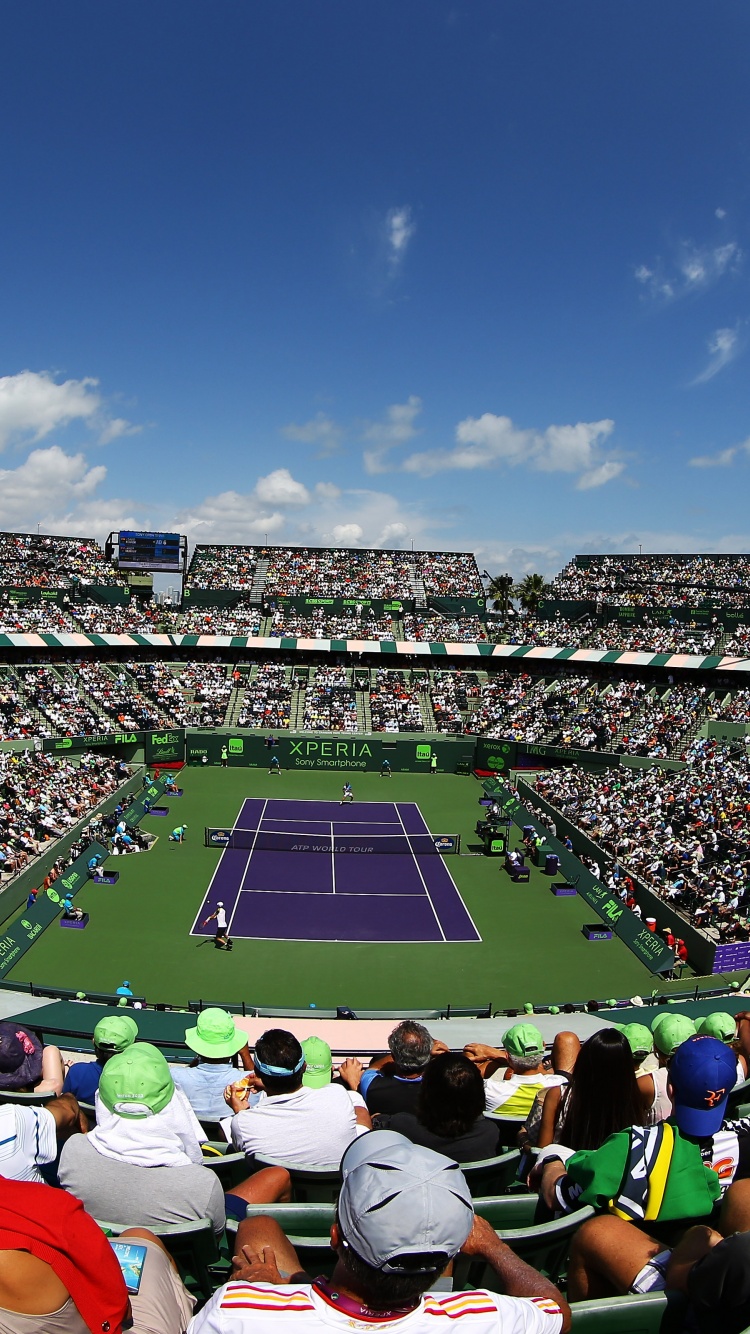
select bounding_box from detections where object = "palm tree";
[513,572,552,615]
[486,573,515,614]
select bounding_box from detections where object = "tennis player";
[340,782,354,804]
[203,901,232,950]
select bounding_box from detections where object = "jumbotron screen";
[118,531,182,572]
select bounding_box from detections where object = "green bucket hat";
[302,1036,333,1089]
[93,1014,138,1054]
[621,1023,654,1060]
[503,1022,545,1060]
[98,1043,174,1118]
[695,1013,737,1043]
[184,1008,247,1060]
[652,1013,696,1057]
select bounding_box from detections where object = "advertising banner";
[145,729,185,765]
[0,840,108,979]
[43,732,145,755]
[271,596,414,617]
[186,731,475,774]
[491,785,674,975]
[426,596,486,616]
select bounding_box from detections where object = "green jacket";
[562,1121,721,1222]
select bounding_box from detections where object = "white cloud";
[635,240,742,302]
[314,482,341,501]
[401,413,622,489]
[282,412,343,456]
[331,523,364,544]
[0,370,139,451]
[379,522,409,545]
[716,207,727,219]
[691,326,742,385]
[576,460,625,490]
[254,468,310,507]
[0,445,108,530]
[362,396,422,474]
[98,417,143,446]
[386,206,416,269]
[688,437,750,468]
[175,491,287,544]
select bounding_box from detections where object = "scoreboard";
[117,531,183,572]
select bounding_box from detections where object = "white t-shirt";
[188,1281,564,1334]
[0,1103,57,1182]
[484,1072,567,1118]
[230,1084,362,1166]
[216,907,228,931]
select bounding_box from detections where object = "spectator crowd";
[2,1004,750,1331]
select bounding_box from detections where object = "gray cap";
[338,1131,474,1273]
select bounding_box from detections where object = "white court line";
[403,801,483,944]
[189,797,256,936]
[260,811,400,821]
[226,797,269,937]
[394,805,446,943]
[331,823,336,895]
[235,889,426,897]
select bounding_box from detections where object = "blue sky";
[0,1,748,577]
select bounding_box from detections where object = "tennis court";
[191,797,481,943]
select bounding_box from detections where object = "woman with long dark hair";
[537,1028,645,1153]
[383,1052,501,1161]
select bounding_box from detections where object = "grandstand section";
[2,531,750,1008]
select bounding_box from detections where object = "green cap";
[98,1043,174,1118]
[503,1022,545,1060]
[621,1023,654,1059]
[652,1013,696,1057]
[184,1008,247,1060]
[695,1013,736,1043]
[301,1036,333,1088]
[93,1014,138,1054]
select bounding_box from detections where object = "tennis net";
[204,827,460,854]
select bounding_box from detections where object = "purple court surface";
[191,798,481,943]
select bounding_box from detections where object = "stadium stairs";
[248,556,269,603]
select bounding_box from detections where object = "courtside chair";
[453,1202,596,1288]
[252,1153,342,1203]
[460,1148,522,1195]
[97,1217,220,1301]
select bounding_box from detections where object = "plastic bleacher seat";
[201,1148,250,1190]
[226,1206,337,1278]
[199,1117,230,1143]
[97,1217,220,1300]
[569,1291,685,1334]
[252,1153,342,1203]
[453,1202,596,1287]
[460,1149,521,1195]
[0,1089,55,1108]
[482,1111,526,1147]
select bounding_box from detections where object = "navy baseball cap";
[669,1034,737,1136]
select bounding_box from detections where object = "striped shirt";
[188,1283,564,1334]
[0,1103,57,1182]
